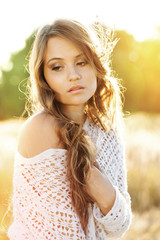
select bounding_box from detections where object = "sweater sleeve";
[93,129,132,238]
[8,149,86,240]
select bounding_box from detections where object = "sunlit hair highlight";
[26,19,124,235]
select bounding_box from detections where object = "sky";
[0,0,160,68]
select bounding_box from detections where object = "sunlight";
[0,0,160,65]
[125,23,158,42]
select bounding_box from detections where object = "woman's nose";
[68,65,81,81]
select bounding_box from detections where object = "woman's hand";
[85,166,116,215]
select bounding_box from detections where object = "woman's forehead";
[44,36,86,62]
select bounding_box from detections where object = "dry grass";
[120,208,160,240]
[124,112,160,212]
[0,119,23,240]
[0,112,160,240]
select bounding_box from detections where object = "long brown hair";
[26,19,123,235]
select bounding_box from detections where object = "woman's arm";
[85,128,132,238]
[86,166,116,215]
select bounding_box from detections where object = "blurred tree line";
[112,30,160,113]
[0,27,160,120]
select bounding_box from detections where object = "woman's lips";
[68,85,84,93]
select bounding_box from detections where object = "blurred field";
[0,112,160,240]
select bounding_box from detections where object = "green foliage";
[0,33,35,120]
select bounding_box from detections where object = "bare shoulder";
[18,111,62,158]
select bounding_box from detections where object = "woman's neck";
[60,104,86,123]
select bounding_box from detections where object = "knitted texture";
[8,119,132,239]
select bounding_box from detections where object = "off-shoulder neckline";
[15,148,67,164]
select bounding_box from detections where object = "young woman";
[8,19,132,239]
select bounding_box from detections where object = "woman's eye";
[77,60,88,66]
[52,65,62,71]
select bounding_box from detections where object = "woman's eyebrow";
[47,57,63,65]
[75,53,84,58]
[47,53,84,65]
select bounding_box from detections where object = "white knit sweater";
[8,119,132,239]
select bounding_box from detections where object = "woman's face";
[43,37,97,108]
